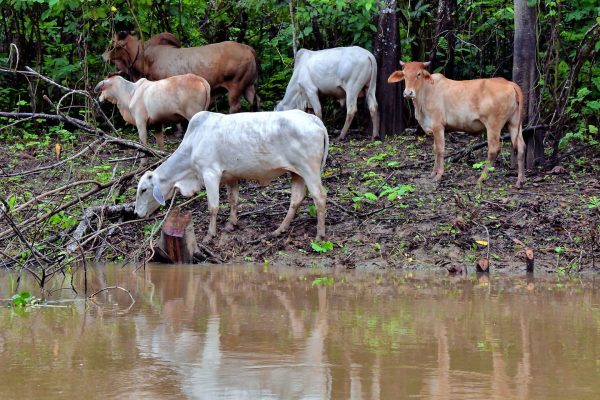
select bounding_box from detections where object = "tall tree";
[428,0,456,78]
[513,0,543,167]
[372,0,403,139]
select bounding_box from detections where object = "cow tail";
[511,82,525,146]
[321,124,329,174]
[251,48,262,111]
[366,52,378,109]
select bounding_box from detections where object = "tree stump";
[154,207,199,264]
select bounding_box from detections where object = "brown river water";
[1,264,599,399]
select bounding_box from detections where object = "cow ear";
[387,71,405,83]
[422,69,432,82]
[152,184,166,206]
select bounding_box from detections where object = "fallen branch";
[66,202,136,253]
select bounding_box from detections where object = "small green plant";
[142,221,161,236]
[379,184,414,201]
[311,276,335,287]
[307,204,317,218]
[587,196,600,209]
[10,291,37,308]
[311,240,334,253]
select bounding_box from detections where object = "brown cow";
[388,61,525,188]
[102,31,259,113]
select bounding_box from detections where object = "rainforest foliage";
[0,0,598,150]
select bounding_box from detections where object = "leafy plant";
[586,196,600,209]
[10,291,37,308]
[311,276,335,287]
[311,240,334,253]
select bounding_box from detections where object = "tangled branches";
[0,65,168,288]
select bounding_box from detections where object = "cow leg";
[479,124,502,185]
[154,130,165,151]
[431,127,445,181]
[273,173,306,237]
[305,175,327,241]
[368,97,380,141]
[203,170,222,244]
[337,95,357,141]
[228,89,242,114]
[508,122,526,188]
[305,90,323,119]
[136,121,149,166]
[224,180,239,232]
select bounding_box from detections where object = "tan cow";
[102,31,259,113]
[94,73,210,152]
[388,61,525,187]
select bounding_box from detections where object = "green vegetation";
[10,291,37,308]
[0,0,598,280]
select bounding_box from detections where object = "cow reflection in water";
[133,268,331,399]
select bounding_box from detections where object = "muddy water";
[1,265,599,399]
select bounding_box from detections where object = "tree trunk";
[373,0,404,139]
[513,0,543,168]
[288,0,298,56]
[428,0,456,78]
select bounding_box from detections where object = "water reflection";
[1,265,599,399]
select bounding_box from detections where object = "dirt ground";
[1,123,599,274]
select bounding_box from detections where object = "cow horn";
[423,61,431,67]
[399,60,406,67]
[94,80,105,93]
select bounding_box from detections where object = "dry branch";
[66,203,136,253]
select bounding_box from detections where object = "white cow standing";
[134,110,328,242]
[275,46,380,141]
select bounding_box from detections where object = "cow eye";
[141,188,147,194]
[417,72,422,78]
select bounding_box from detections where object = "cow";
[102,31,259,113]
[94,73,210,152]
[134,110,328,242]
[388,61,525,187]
[275,47,380,141]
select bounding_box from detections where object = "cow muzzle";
[403,90,416,99]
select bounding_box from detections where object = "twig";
[1,140,101,178]
[88,285,136,308]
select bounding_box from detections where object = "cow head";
[94,75,119,104]
[387,61,431,99]
[135,171,166,218]
[102,31,141,77]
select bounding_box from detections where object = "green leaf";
[311,240,334,253]
[311,276,334,287]
[364,192,378,201]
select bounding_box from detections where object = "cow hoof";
[202,234,214,245]
[314,234,326,242]
[224,222,237,232]
[270,229,284,238]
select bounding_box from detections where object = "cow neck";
[155,147,194,197]
[127,38,146,80]
[413,75,440,122]
[113,80,136,122]
[128,45,142,80]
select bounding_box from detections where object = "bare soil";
[1,126,599,274]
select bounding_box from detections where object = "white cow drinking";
[135,110,329,242]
